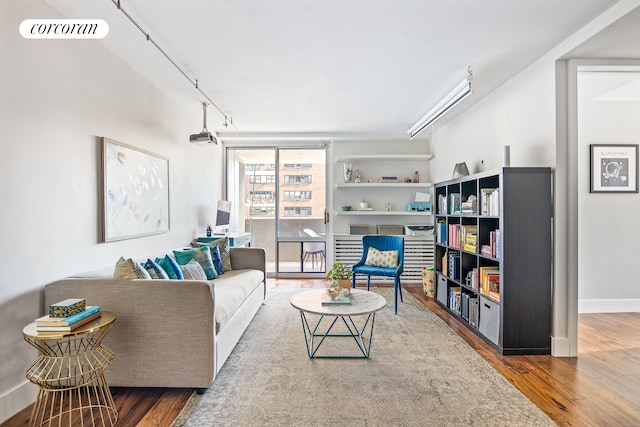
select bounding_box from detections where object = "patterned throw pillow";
[114,257,152,279]
[174,246,219,280]
[143,258,169,279]
[180,259,207,280]
[209,244,225,275]
[364,247,399,268]
[155,255,184,280]
[192,236,232,271]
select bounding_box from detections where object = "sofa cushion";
[213,269,264,333]
[180,259,208,280]
[156,255,183,280]
[174,247,218,280]
[114,257,151,279]
[144,259,169,279]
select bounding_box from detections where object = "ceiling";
[46,0,635,139]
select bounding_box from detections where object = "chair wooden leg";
[366,275,371,291]
[352,273,356,288]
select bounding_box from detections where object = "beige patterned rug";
[171,287,555,427]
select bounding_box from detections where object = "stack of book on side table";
[35,298,101,336]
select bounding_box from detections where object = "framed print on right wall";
[590,144,639,193]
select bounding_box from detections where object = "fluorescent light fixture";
[408,71,473,139]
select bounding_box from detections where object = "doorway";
[225,146,329,278]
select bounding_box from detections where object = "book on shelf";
[478,267,500,298]
[48,298,86,318]
[437,194,447,215]
[321,293,351,305]
[448,252,461,280]
[449,193,461,214]
[436,220,447,245]
[469,297,479,327]
[36,311,102,333]
[480,188,500,216]
[448,287,461,314]
[36,305,101,327]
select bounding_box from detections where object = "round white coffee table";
[290,288,386,358]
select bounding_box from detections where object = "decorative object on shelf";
[360,200,369,209]
[343,163,353,183]
[326,262,352,291]
[503,145,511,167]
[451,162,470,179]
[341,205,352,211]
[590,144,639,193]
[206,224,212,237]
[354,169,362,183]
[413,171,420,183]
[385,202,392,211]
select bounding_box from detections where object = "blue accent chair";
[351,235,404,314]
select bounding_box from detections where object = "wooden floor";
[4,279,640,427]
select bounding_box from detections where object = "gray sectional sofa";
[43,246,266,391]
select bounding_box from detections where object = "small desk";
[290,289,386,358]
[23,312,117,427]
[198,232,252,247]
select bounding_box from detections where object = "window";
[249,175,276,184]
[283,163,312,169]
[246,164,275,172]
[249,191,274,201]
[284,206,312,216]
[284,191,312,200]
[250,207,275,216]
[284,175,312,184]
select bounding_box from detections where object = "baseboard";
[578,298,640,313]
[551,336,572,357]
[0,380,37,424]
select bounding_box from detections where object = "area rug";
[171,287,555,427]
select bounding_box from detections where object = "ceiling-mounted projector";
[190,102,217,145]
[190,131,217,145]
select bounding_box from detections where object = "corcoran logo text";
[20,19,109,39]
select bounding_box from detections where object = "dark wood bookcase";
[434,167,552,355]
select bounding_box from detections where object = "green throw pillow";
[174,246,218,280]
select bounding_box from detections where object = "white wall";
[577,70,640,313]
[0,1,223,422]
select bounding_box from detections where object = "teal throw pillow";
[155,255,184,280]
[144,258,169,279]
[173,246,218,280]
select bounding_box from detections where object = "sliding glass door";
[226,146,328,277]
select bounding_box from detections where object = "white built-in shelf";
[336,154,433,162]
[335,210,432,216]
[335,182,432,189]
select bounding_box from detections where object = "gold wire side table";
[23,311,117,427]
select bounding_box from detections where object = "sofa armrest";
[43,278,215,388]
[229,247,266,283]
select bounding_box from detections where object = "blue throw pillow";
[210,244,225,275]
[173,246,219,280]
[155,255,184,280]
[144,258,169,279]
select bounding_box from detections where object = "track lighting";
[408,68,473,140]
